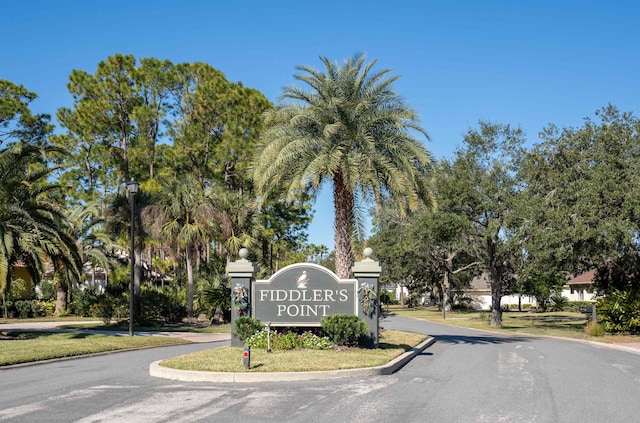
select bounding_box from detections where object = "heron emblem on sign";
[296,271,309,289]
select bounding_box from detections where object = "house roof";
[567,269,596,285]
[468,272,491,291]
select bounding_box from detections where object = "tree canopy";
[5,52,640,332]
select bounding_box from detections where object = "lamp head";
[126,179,139,194]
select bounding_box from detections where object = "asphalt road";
[1,316,639,422]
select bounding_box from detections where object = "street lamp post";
[126,179,139,337]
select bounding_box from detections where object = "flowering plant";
[232,284,249,316]
[358,282,377,318]
[247,328,333,350]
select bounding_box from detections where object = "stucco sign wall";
[253,263,358,327]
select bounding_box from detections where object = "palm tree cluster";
[142,175,254,321]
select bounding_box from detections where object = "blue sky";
[2,0,639,251]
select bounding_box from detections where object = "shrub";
[13,300,32,318]
[57,308,72,317]
[92,297,116,326]
[139,287,187,325]
[247,328,333,350]
[597,290,640,333]
[73,288,100,317]
[379,290,391,306]
[1,299,51,318]
[2,300,14,318]
[585,321,605,337]
[452,303,472,311]
[112,301,129,322]
[321,314,368,347]
[202,285,231,322]
[89,294,128,325]
[246,328,275,349]
[549,294,569,312]
[300,331,333,350]
[36,280,57,300]
[234,316,263,342]
[272,331,299,350]
[31,300,54,317]
[8,278,29,300]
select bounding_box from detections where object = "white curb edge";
[149,337,435,383]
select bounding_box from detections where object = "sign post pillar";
[226,248,258,347]
[352,248,382,348]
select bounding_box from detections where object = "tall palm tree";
[253,53,435,278]
[67,202,119,285]
[209,190,260,261]
[142,174,214,321]
[0,142,81,301]
[52,202,118,315]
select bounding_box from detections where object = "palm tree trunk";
[333,171,355,279]
[54,276,67,316]
[185,245,194,322]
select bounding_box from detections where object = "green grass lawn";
[0,316,102,324]
[389,306,640,343]
[160,329,427,372]
[0,318,229,367]
[0,331,187,366]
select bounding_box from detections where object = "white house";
[41,262,109,296]
[380,283,411,304]
[562,269,596,302]
[463,272,537,311]
[462,270,597,311]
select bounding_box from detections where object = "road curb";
[149,337,436,382]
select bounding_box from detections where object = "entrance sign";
[227,248,381,347]
[253,263,357,326]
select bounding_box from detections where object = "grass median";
[0,331,188,366]
[160,329,427,373]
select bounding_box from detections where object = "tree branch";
[453,261,481,274]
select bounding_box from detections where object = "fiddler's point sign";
[253,263,358,327]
